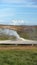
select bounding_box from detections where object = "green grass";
[0,50,37,65]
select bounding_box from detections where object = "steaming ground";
[0,29,20,39]
[0,29,37,44]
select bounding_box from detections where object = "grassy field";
[0,48,37,65]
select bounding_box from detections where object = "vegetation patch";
[0,35,16,40]
[17,30,37,41]
[0,50,37,65]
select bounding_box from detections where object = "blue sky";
[0,0,37,25]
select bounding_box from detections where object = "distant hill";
[0,25,37,31]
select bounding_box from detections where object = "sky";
[0,0,37,25]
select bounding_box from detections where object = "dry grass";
[0,45,37,50]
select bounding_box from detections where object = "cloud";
[0,20,25,25]
[2,0,37,3]
[9,4,37,8]
[0,7,15,20]
[9,20,25,25]
[24,3,37,8]
[0,0,37,8]
[32,0,37,2]
[2,0,26,3]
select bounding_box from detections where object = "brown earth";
[0,45,37,50]
[0,25,37,31]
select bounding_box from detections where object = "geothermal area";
[0,25,37,45]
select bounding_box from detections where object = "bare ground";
[0,45,37,50]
